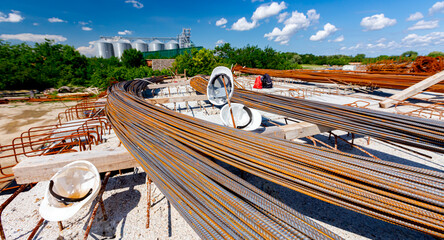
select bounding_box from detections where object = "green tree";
[428,51,444,57]
[215,44,300,69]
[173,48,222,76]
[121,49,144,68]
[401,51,418,58]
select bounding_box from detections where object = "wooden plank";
[146,95,207,104]
[379,70,444,108]
[146,80,190,89]
[13,148,139,184]
[13,122,331,184]
[258,122,333,139]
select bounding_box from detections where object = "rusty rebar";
[27,217,44,240]
[83,172,111,240]
[106,77,444,238]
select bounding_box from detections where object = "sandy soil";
[0,101,78,189]
[0,101,77,147]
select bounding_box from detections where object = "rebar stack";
[232,65,444,93]
[107,79,342,240]
[191,76,444,153]
[107,78,444,238]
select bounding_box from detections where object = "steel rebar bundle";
[191,76,444,154]
[106,78,444,239]
[232,65,444,93]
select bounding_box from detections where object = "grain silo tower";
[132,39,148,52]
[149,40,165,52]
[113,39,132,58]
[165,40,179,50]
[96,39,114,59]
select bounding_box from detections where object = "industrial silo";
[165,40,179,50]
[132,39,148,52]
[113,39,132,58]
[149,40,164,52]
[96,40,114,59]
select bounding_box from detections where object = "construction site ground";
[0,76,443,239]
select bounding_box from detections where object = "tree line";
[0,40,169,90]
[0,40,442,91]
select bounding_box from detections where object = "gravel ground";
[0,170,199,240]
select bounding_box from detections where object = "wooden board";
[379,70,444,108]
[258,122,333,139]
[13,122,332,184]
[146,81,190,89]
[13,148,139,184]
[146,95,208,104]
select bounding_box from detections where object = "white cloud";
[0,10,24,23]
[408,20,439,30]
[33,22,39,26]
[48,17,66,23]
[252,1,287,21]
[278,12,288,23]
[77,44,96,57]
[307,9,320,23]
[366,43,386,49]
[429,1,444,15]
[0,33,67,43]
[125,0,143,9]
[360,14,396,31]
[264,9,318,44]
[329,35,344,42]
[231,17,257,31]
[406,12,424,21]
[310,23,337,41]
[82,26,93,31]
[377,37,386,43]
[118,30,133,35]
[215,39,226,46]
[402,32,444,46]
[231,1,287,31]
[252,0,264,2]
[340,40,402,52]
[216,18,227,27]
[79,21,91,25]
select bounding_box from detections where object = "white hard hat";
[220,103,262,131]
[207,66,234,106]
[39,161,101,221]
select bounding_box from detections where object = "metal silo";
[165,40,179,50]
[149,40,164,52]
[113,39,132,58]
[96,40,114,59]
[132,39,148,52]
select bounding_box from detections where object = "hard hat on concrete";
[220,103,262,131]
[207,66,234,106]
[39,160,101,221]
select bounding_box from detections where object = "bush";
[121,49,144,68]
[173,48,223,76]
[215,43,300,69]
[0,40,87,90]
[428,51,444,57]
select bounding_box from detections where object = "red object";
[253,76,263,89]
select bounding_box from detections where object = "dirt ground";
[0,101,78,189]
[0,101,77,147]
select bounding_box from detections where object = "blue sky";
[0,0,443,57]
